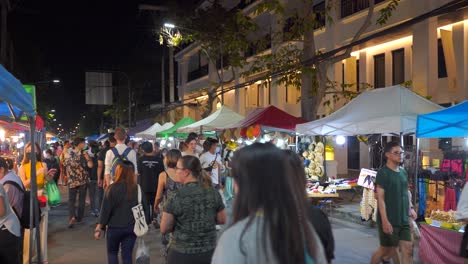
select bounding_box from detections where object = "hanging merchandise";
[360,188,377,222]
[357,168,377,190]
[252,124,261,138]
[303,140,325,180]
[240,127,247,138]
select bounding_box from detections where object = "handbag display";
[132,185,148,237]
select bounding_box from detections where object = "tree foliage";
[167,0,257,117]
[171,0,400,120]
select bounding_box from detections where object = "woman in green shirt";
[160,155,226,264]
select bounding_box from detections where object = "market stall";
[157,118,195,138]
[0,65,41,262]
[296,86,443,213]
[177,106,244,134]
[217,105,306,149]
[414,101,468,263]
[135,122,177,140]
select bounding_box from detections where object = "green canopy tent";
[157,117,196,138]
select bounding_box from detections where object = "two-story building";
[175,0,468,176]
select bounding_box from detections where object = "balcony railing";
[341,0,386,18]
[188,64,209,82]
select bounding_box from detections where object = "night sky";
[10,0,165,132]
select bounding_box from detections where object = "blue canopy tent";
[0,65,42,262]
[413,101,468,215]
[416,101,468,138]
[85,134,99,141]
[96,133,109,142]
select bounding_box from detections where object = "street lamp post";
[162,23,226,108]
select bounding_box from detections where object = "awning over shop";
[416,100,468,138]
[157,118,195,138]
[86,134,99,141]
[219,105,306,131]
[0,115,44,131]
[96,133,109,142]
[0,64,35,117]
[177,106,244,133]
[296,85,444,136]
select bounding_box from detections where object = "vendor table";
[307,193,339,198]
[307,193,339,217]
[419,224,464,264]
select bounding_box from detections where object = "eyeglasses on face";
[390,151,405,155]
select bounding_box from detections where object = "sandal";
[68,217,76,228]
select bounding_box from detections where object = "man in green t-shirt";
[370,142,417,264]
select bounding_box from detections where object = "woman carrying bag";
[95,160,150,264]
[160,155,226,264]
[19,142,55,264]
[0,160,21,264]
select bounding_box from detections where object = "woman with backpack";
[19,142,54,264]
[94,160,150,264]
[154,149,182,260]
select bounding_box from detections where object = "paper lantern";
[246,126,254,139]
[240,127,247,138]
[252,124,261,137]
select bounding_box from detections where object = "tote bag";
[132,185,148,237]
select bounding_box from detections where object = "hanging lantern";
[246,126,254,139]
[240,127,247,138]
[252,124,261,138]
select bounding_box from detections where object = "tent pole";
[414,138,420,207]
[28,116,42,263]
[295,134,298,153]
[322,136,327,179]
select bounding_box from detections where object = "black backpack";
[3,180,41,229]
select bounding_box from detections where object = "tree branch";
[325,0,375,65]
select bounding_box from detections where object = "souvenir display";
[303,141,325,179]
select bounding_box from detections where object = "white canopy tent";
[296,85,444,136]
[135,122,174,139]
[177,106,244,133]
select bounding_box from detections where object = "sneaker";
[215,225,222,231]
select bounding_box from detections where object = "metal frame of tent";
[0,65,42,262]
[413,101,468,205]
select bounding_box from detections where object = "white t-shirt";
[199,152,222,185]
[181,151,198,157]
[104,144,138,178]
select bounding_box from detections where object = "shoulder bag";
[132,185,148,237]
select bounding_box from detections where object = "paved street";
[46,186,419,264]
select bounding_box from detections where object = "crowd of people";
[0,127,339,264]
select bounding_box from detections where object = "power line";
[155,0,468,112]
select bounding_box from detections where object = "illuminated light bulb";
[335,136,346,145]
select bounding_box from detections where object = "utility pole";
[161,50,166,123]
[139,4,174,123]
[169,46,175,122]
